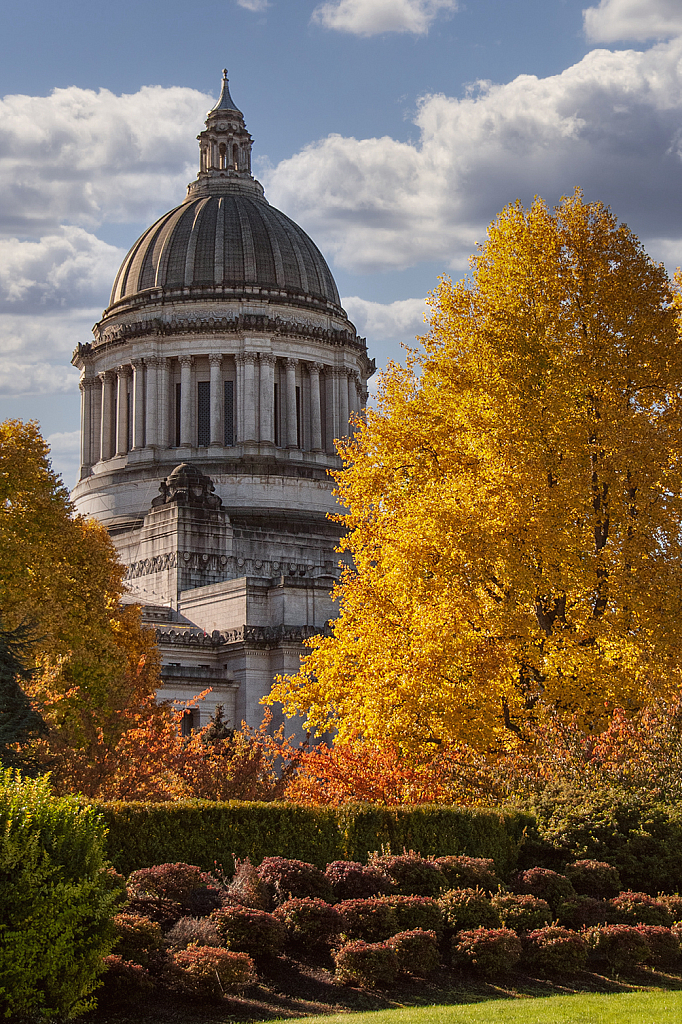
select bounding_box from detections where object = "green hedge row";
[95,800,533,878]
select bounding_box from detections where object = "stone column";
[309,362,323,452]
[209,354,223,446]
[131,359,145,449]
[285,358,298,448]
[145,357,159,448]
[259,354,275,444]
[115,365,131,457]
[242,353,257,442]
[79,377,93,474]
[157,357,170,449]
[338,367,350,438]
[99,370,116,461]
[91,374,102,462]
[325,368,335,454]
[179,355,193,447]
[235,353,245,443]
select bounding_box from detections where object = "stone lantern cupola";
[189,70,257,200]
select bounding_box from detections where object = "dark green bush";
[388,929,440,977]
[556,895,612,930]
[610,891,672,926]
[99,956,154,1005]
[588,924,650,973]
[256,856,333,905]
[0,769,124,1019]
[659,894,682,922]
[565,860,622,899]
[384,895,444,936]
[273,897,342,947]
[325,860,395,900]
[333,940,398,987]
[369,851,445,896]
[636,925,680,970]
[524,926,587,974]
[452,927,522,974]
[210,905,285,956]
[513,868,576,912]
[337,898,399,941]
[490,893,552,932]
[438,887,500,933]
[435,856,502,893]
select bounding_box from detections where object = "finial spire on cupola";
[211,68,242,115]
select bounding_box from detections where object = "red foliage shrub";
[524,926,587,974]
[170,947,255,999]
[127,863,206,903]
[333,940,398,987]
[556,895,612,930]
[99,956,154,1004]
[325,860,395,901]
[588,924,650,973]
[384,896,444,937]
[564,860,621,899]
[112,913,163,965]
[635,925,680,970]
[337,898,398,942]
[369,851,445,896]
[435,857,502,894]
[490,893,552,932]
[438,888,500,932]
[513,868,576,912]
[388,929,440,977]
[256,857,333,906]
[210,906,285,956]
[273,897,342,948]
[659,895,682,923]
[452,927,522,974]
[609,892,672,927]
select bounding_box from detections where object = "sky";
[2,0,682,486]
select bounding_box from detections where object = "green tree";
[0,621,45,770]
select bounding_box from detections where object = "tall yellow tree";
[270,191,682,753]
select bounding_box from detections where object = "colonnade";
[79,352,364,473]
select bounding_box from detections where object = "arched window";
[219,143,227,170]
[233,143,239,170]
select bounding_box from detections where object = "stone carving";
[124,551,336,581]
[156,623,333,649]
[151,463,223,510]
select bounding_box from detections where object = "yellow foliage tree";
[269,191,682,752]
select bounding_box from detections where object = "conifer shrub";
[635,925,681,970]
[112,912,163,965]
[369,851,445,896]
[490,893,552,932]
[210,905,285,956]
[524,926,588,974]
[256,856,333,905]
[587,924,650,973]
[388,929,440,977]
[513,868,576,912]
[438,887,500,932]
[435,856,502,894]
[170,946,255,999]
[273,897,342,948]
[659,894,682,922]
[165,916,222,950]
[333,940,398,987]
[609,891,672,926]
[337,898,399,941]
[564,860,622,899]
[556,895,612,930]
[452,927,522,974]
[99,956,154,1005]
[325,859,395,900]
[384,895,444,936]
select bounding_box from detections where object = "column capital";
[116,363,132,379]
[98,369,115,383]
[144,355,160,369]
[310,361,325,375]
[259,352,276,367]
[179,355,194,368]
[208,352,223,367]
[285,357,298,370]
[350,368,362,385]
[131,358,144,370]
[80,376,98,392]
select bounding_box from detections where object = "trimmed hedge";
[95,801,532,877]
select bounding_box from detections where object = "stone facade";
[70,72,374,732]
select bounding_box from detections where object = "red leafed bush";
[556,895,612,930]
[369,852,444,897]
[388,929,440,977]
[170,946,255,999]
[256,857,333,906]
[437,888,500,933]
[273,897,342,948]
[609,892,672,927]
[490,893,552,932]
[112,913,163,965]
[588,924,650,973]
[513,868,576,912]
[165,916,221,950]
[659,895,682,923]
[127,863,206,903]
[635,925,681,970]
[333,940,398,987]
[452,927,522,975]
[524,926,587,974]
[210,906,285,956]
[337,898,398,942]
[384,896,444,937]
[99,956,154,1005]
[564,861,621,900]
[435,857,502,894]
[325,860,395,901]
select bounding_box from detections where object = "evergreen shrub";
[337,898,399,941]
[490,892,552,932]
[524,926,587,974]
[256,855,333,905]
[556,895,612,929]
[635,925,681,970]
[512,867,575,912]
[384,895,444,936]
[99,956,153,1005]
[587,924,650,973]
[659,894,682,922]
[210,905,285,956]
[438,887,500,932]
[388,929,440,976]
[609,891,672,926]
[273,897,342,947]
[333,940,397,987]
[435,856,502,893]
[452,927,522,974]
[565,860,622,899]
[369,851,445,896]
[325,859,395,900]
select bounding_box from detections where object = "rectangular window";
[224,380,234,446]
[295,385,302,449]
[274,382,280,446]
[197,381,210,446]
[175,382,181,446]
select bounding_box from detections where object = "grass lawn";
[271,989,682,1024]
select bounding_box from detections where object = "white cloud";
[0,309,89,396]
[584,0,682,43]
[0,85,211,238]
[342,295,428,340]
[236,0,269,9]
[311,0,457,37]
[265,38,682,273]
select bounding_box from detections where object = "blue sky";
[1,0,682,484]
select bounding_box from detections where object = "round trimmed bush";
[325,860,395,900]
[513,868,576,912]
[588,924,650,973]
[370,852,445,896]
[524,926,587,974]
[452,927,522,975]
[274,897,342,948]
[333,940,397,987]
[165,916,221,950]
[337,898,398,942]
[636,925,680,970]
[659,895,682,923]
[565,860,621,899]
[112,913,163,965]
[490,893,552,932]
[438,887,500,933]
[171,946,255,999]
[556,895,612,930]
[210,905,285,956]
[435,856,502,894]
[127,863,206,904]
[609,891,672,926]
[256,857,333,906]
[388,929,440,977]
[99,956,153,1005]
[385,895,444,937]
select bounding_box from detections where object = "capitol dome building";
[72,72,374,732]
